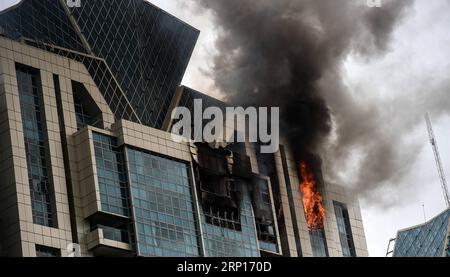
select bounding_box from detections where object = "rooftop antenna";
[425,113,450,208]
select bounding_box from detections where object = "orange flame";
[299,161,325,230]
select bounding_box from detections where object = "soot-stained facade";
[0,1,367,257]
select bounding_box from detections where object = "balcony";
[87,225,133,257]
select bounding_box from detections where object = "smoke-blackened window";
[252,177,279,254]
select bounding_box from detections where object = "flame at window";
[299,162,325,230]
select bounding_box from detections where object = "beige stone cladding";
[0,37,114,256]
[323,182,369,257]
[276,138,369,257]
[0,35,369,257]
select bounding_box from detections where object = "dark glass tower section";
[0,0,86,52]
[70,0,199,128]
[0,0,199,129]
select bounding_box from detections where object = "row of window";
[16,64,105,229]
[308,202,357,257]
[15,65,356,257]
[127,148,201,257]
[93,134,264,257]
[93,133,131,217]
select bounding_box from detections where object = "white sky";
[1,0,449,257]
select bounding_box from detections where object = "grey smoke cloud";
[191,0,428,203]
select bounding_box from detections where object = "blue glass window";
[93,133,130,217]
[127,148,200,257]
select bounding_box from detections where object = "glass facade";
[178,87,227,113]
[70,0,199,128]
[93,133,130,217]
[0,0,86,52]
[178,88,267,257]
[200,184,260,257]
[334,201,356,257]
[16,64,56,228]
[0,0,199,129]
[176,87,227,138]
[447,235,450,257]
[127,148,200,257]
[394,209,450,257]
[91,133,261,257]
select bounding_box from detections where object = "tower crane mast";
[425,113,450,208]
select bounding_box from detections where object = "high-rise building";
[0,1,368,257]
[0,0,199,128]
[392,208,450,257]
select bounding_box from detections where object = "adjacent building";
[392,208,450,257]
[0,0,368,257]
[0,0,199,128]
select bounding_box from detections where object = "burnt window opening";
[232,152,253,180]
[256,222,276,243]
[255,150,290,256]
[251,177,278,250]
[199,172,233,198]
[203,201,241,231]
[72,80,103,130]
[193,143,247,231]
[198,172,242,231]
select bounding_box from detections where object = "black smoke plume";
[192,0,416,203]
